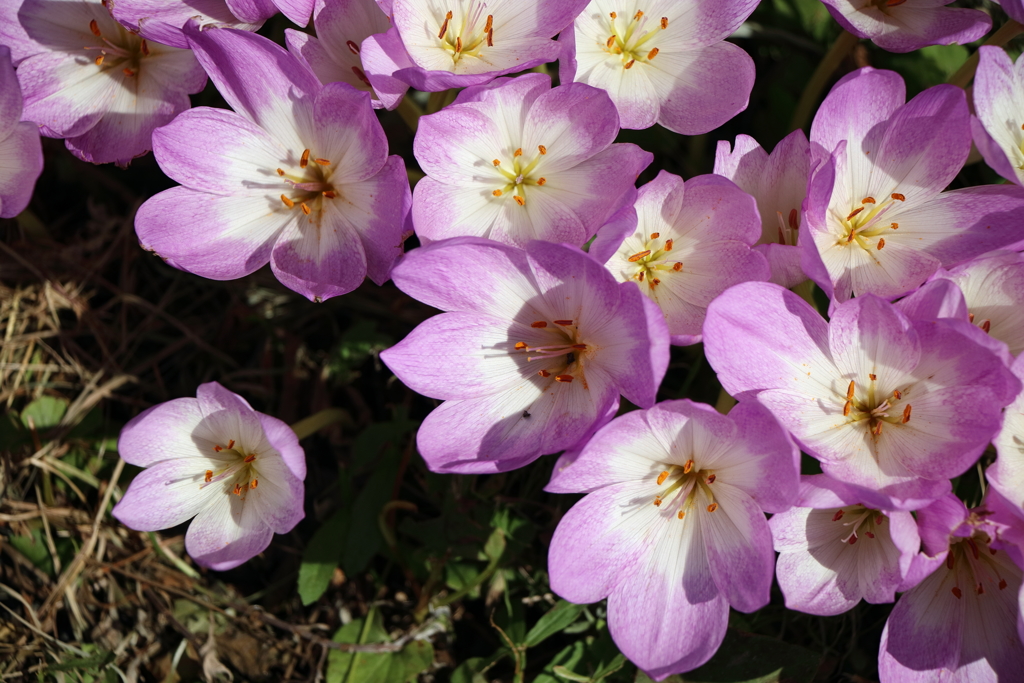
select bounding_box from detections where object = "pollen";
[683,459,694,474]
[89,19,101,36]
[846,380,855,400]
[657,470,670,485]
[94,55,104,66]
[862,197,876,204]
[664,239,673,250]
[891,222,899,229]
[555,374,574,383]
[660,17,668,28]
[554,319,573,326]
[493,159,500,166]
[276,168,285,176]
[492,189,502,196]
[537,178,546,185]
[902,404,912,423]
[244,453,257,463]
[514,341,528,350]
[628,250,651,262]
[846,207,864,220]
[891,193,905,201]
[647,48,659,60]
[514,148,523,157]
[609,11,616,18]
[314,158,330,166]
[538,369,550,377]
[677,510,685,519]
[877,238,885,250]
[438,10,452,38]
[706,503,718,513]
[281,194,295,208]
[843,400,852,416]
[634,10,643,20]
[636,271,645,282]
[123,67,135,77]
[233,483,243,495]
[869,373,876,381]
[250,479,258,489]
[301,203,311,215]
[672,262,682,271]
[653,498,662,507]
[300,149,310,168]
[513,196,525,206]
[530,321,547,328]
[538,145,547,155]
[205,470,213,482]
[624,59,635,69]
[650,232,660,239]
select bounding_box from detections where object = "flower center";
[491,145,549,207]
[84,18,148,78]
[652,459,719,519]
[513,318,589,387]
[276,148,338,217]
[200,439,261,498]
[602,10,668,70]
[627,232,683,289]
[836,193,906,252]
[436,1,494,65]
[946,533,1010,599]
[840,377,914,438]
[830,505,885,544]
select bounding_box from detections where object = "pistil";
[437,2,494,64]
[652,460,719,517]
[492,145,550,206]
[629,233,682,288]
[603,9,669,69]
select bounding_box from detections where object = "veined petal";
[184,491,274,570]
[702,483,774,612]
[973,46,1024,186]
[118,398,206,467]
[0,121,43,218]
[112,457,220,531]
[312,82,389,183]
[828,294,920,392]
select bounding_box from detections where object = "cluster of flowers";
[4,0,1024,679]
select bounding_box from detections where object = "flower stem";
[947,20,1024,89]
[396,96,423,133]
[714,387,736,415]
[790,30,860,133]
[290,408,351,440]
[792,279,820,313]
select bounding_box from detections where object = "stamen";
[492,189,502,196]
[683,459,694,474]
[649,278,660,287]
[538,369,550,377]
[484,15,493,33]
[233,483,243,495]
[624,59,635,69]
[610,11,617,18]
[636,271,645,282]
[493,159,500,166]
[862,197,876,204]
[205,470,213,482]
[657,471,670,485]
[300,149,310,168]
[891,193,905,201]
[947,554,955,569]
[706,503,718,512]
[865,531,875,538]
[250,479,258,489]
[872,421,883,436]
[281,194,295,208]
[843,400,852,416]
[122,67,135,77]
[969,312,975,322]
[869,373,876,381]
[672,262,682,271]
[347,40,359,54]
[976,583,985,595]
[244,453,256,463]
[555,374,573,383]
[846,207,864,220]
[650,232,660,239]
[891,222,899,229]
[877,238,885,250]
[314,158,330,166]
[664,239,673,250]
[456,36,462,52]
[660,17,668,28]
[95,55,104,65]
[653,498,662,507]
[538,145,547,155]
[677,510,685,519]
[514,341,528,350]
[553,319,573,326]
[846,380,855,400]
[227,440,235,449]
[438,10,452,38]
[902,404,911,423]
[789,208,799,230]
[832,509,845,521]
[141,39,149,56]
[537,178,546,185]
[951,586,962,599]
[606,35,616,48]
[647,48,659,60]
[276,168,285,176]
[893,389,901,399]
[514,148,523,157]
[487,27,493,46]
[301,203,311,215]
[530,321,547,328]
[628,250,651,262]
[634,10,643,20]
[848,535,857,545]
[323,191,337,198]
[705,474,716,484]
[513,196,525,206]
[981,320,991,333]
[214,445,223,452]
[89,19,101,36]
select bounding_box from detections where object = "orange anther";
[606,35,616,48]
[300,149,310,168]
[877,238,885,250]
[484,14,493,33]
[276,168,285,176]
[951,586,962,599]
[455,36,462,52]
[832,509,845,521]
[624,59,635,69]
[847,381,855,399]
[514,148,523,157]
[891,193,905,201]
[902,404,912,423]
[553,320,573,325]
[301,203,311,215]
[226,440,235,449]
[281,194,295,209]
[538,369,551,377]
[555,374,574,383]
[89,19,101,36]
[683,459,694,474]
[872,421,883,436]
[214,445,223,452]
[609,11,617,18]
[514,341,528,350]
[869,373,876,381]
[233,483,243,495]
[647,48,659,60]
[530,321,547,328]
[706,474,716,484]
[660,17,668,28]
[123,67,135,77]
[314,158,330,166]
[634,10,643,20]
[250,479,258,489]
[843,400,852,416]
[636,271,645,282]
[628,250,651,262]
[95,55,104,66]
[493,189,502,196]
[323,191,337,198]
[205,470,213,482]
[706,503,718,512]
[537,178,546,186]
[141,39,150,55]
[657,471,670,485]
[513,196,525,206]
[438,10,452,38]
[664,239,673,250]
[672,262,682,271]
[653,498,662,507]
[244,453,256,463]
[649,278,660,288]
[538,145,547,154]
[493,159,501,166]
[893,389,902,399]
[891,222,899,229]
[650,232,660,239]
[677,510,685,519]
[862,197,876,204]
[981,319,991,333]
[846,207,864,220]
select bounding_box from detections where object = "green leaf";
[483,527,506,562]
[20,396,68,430]
[325,611,434,683]
[525,600,587,648]
[9,529,54,576]
[534,641,586,683]
[298,504,351,605]
[46,650,114,672]
[450,657,493,683]
[634,629,820,683]
[553,665,593,682]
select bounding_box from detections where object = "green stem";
[714,387,736,415]
[396,96,423,133]
[426,89,451,114]
[947,20,1024,90]
[790,30,860,133]
[290,408,350,440]
[436,553,501,608]
[343,606,377,683]
[791,279,819,313]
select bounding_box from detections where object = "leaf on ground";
[325,611,434,683]
[525,600,588,648]
[20,395,68,430]
[298,491,351,605]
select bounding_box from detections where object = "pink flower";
[0,45,42,218]
[820,0,990,53]
[971,46,1024,188]
[112,382,306,571]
